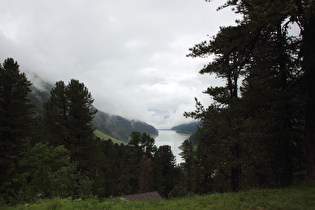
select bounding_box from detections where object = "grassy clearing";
[3,182,315,209]
[94,129,126,145]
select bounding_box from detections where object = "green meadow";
[3,182,315,210]
[93,129,126,145]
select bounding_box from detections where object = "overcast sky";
[0,0,239,128]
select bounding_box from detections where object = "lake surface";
[154,129,190,164]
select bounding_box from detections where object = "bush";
[5,143,78,203]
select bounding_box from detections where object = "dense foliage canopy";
[185,0,315,192]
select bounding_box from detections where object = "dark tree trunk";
[231,143,240,192]
[260,174,266,188]
[304,13,315,181]
[231,167,240,192]
[277,22,294,186]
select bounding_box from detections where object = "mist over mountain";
[27,75,158,142]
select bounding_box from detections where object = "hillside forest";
[0,58,184,204]
[1,0,315,206]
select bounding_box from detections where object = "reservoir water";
[154,129,191,164]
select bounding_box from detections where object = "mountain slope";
[28,77,158,142]
[92,111,158,142]
[171,121,201,135]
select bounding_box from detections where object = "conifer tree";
[153,145,177,197]
[181,139,196,192]
[0,58,34,199]
[43,79,97,173]
[213,0,315,182]
[119,131,157,193]
[138,154,154,192]
[43,81,68,146]
[186,0,309,191]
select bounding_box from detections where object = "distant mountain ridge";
[92,111,158,142]
[27,76,158,142]
[171,121,201,135]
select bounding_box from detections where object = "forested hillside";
[0,59,179,204]
[92,111,158,142]
[28,81,158,142]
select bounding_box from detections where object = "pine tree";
[43,79,97,173]
[43,81,68,146]
[187,24,250,192]
[119,131,157,193]
[215,0,315,182]
[186,0,308,190]
[181,139,196,193]
[301,1,315,181]
[138,154,154,192]
[153,145,177,197]
[0,58,34,199]
[128,131,157,158]
[66,79,97,172]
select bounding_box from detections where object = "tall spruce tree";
[181,139,196,193]
[66,79,97,172]
[119,131,157,193]
[138,154,154,192]
[0,58,34,200]
[43,79,97,174]
[153,145,178,197]
[43,81,68,146]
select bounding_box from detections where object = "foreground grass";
[3,182,315,209]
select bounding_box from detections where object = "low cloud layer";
[0,0,238,128]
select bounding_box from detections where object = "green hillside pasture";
[94,129,126,145]
[4,182,315,209]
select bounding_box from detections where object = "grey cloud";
[0,0,239,128]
